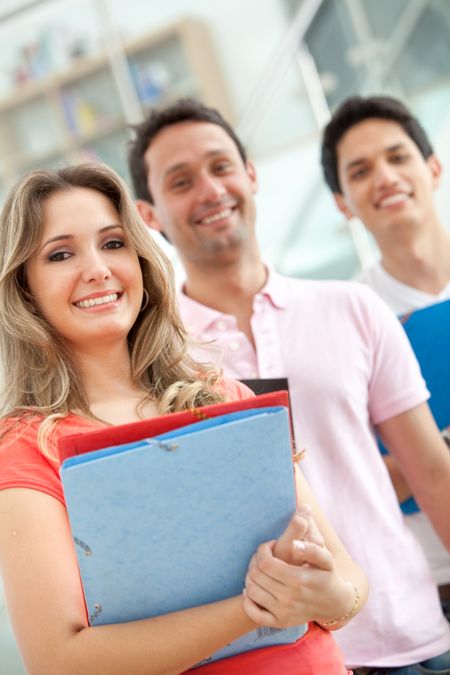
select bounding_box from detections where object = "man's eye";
[391,154,409,163]
[214,162,231,173]
[171,178,190,190]
[48,250,71,262]
[350,167,368,180]
[104,239,124,250]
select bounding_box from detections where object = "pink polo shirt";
[178,269,450,668]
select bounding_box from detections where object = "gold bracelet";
[318,582,360,627]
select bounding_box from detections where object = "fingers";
[273,511,309,563]
[242,590,279,626]
[297,504,325,548]
[246,540,335,605]
[273,505,326,564]
[291,539,335,571]
[244,539,341,628]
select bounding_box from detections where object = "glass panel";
[362,0,409,38]
[303,0,366,108]
[391,0,450,93]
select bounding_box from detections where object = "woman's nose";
[81,251,112,283]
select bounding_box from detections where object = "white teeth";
[200,209,232,225]
[75,293,119,308]
[378,193,409,207]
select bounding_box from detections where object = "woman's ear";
[135,200,164,233]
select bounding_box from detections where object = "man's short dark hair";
[127,97,247,204]
[321,95,434,194]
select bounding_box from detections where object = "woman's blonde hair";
[0,162,223,454]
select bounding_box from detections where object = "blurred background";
[1,1,450,671]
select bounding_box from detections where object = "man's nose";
[198,172,226,201]
[373,161,399,189]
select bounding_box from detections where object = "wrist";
[315,581,360,630]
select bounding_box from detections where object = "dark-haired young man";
[321,95,450,622]
[321,95,450,313]
[128,98,450,673]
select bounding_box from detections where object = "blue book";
[400,299,450,431]
[380,299,450,514]
[60,406,305,664]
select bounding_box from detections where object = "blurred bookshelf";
[0,18,233,199]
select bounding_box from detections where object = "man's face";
[141,121,258,265]
[334,118,441,241]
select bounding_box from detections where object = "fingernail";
[293,539,306,551]
[299,504,312,516]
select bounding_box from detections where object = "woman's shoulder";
[219,378,255,401]
[0,412,99,505]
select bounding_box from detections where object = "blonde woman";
[0,163,367,675]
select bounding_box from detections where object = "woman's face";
[26,187,144,352]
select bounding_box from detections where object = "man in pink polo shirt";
[127,98,450,673]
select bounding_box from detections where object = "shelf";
[0,18,232,199]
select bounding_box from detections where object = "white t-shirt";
[179,271,450,668]
[359,260,450,585]
[358,260,450,315]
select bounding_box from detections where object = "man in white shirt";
[321,94,450,620]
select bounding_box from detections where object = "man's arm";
[382,454,413,503]
[377,402,450,550]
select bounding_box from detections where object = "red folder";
[58,390,291,463]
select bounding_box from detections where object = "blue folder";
[60,406,305,664]
[381,299,450,514]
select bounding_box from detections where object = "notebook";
[58,389,290,462]
[59,404,305,664]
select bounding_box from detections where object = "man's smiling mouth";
[376,192,411,208]
[197,208,234,226]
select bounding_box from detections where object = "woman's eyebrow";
[41,224,123,249]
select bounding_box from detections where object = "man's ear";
[245,160,259,194]
[427,154,442,190]
[135,200,164,233]
[333,192,355,220]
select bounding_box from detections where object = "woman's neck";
[71,341,157,425]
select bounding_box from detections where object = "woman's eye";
[104,239,124,250]
[48,250,71,262]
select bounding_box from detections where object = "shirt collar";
[260,266,288,309]
[177,265,288,333]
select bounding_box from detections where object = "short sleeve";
[220,378,255,401]
[0,420,65,505]
[362,287,430,425]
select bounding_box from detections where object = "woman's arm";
[243,467,368,631]
[0,488,256,675]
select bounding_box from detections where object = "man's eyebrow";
[41,224,123,248]
[163,149,231,178]
[344,142,408,172]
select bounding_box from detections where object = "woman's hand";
[242,506,358,629]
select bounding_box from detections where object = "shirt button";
[216,320,227,330]
[228,340,241,351]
